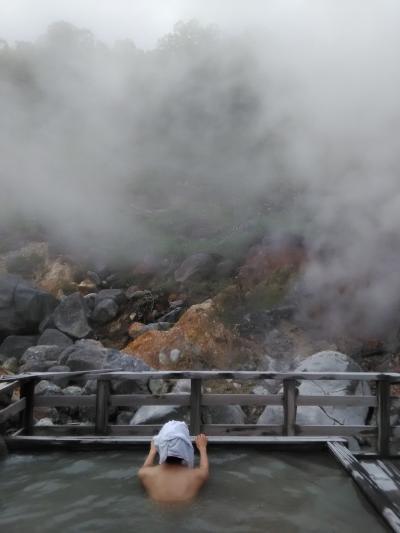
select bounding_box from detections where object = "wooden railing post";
[20,378,35,435]
[283,379,298,436]
[190,378,202,435]
[377,379,391,457]
[95,379,111,435]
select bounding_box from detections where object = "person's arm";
[195,434,209,480]
[138,440,157,478]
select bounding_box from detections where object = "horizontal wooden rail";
[110,394,190,407]
[35,395,96,408]
[0,398,26,423]
[0,381,19,395]
[31,393,378,409]
[2,370,400,382]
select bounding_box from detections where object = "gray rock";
[2,357,18,373]
[202,405,246,425]
[148,378,169,395]
[95,289,126,307]
[130,405,187,425]
[91,298,119,324]
[169,348,181,363]
[20,345,64,372]
[257,351,371,426]
[84,293,97,311]
[174,253,218,283]
[125,289,150,301]
[53,293,91,339]
[172,379,191,393]
[34,380,62,396]
[116,410,134,425]
[0,335,38,361]
[157,307,183,323]
[14,284,57,325]
[0,275,57,336]
[47,365,71,387]
[63,385,83,395]
[59,339,106,371]
[103,350,151,394]
[35,417,54,426]
[87,271,101,286]
[37,329,73,347]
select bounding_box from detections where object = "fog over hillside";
[1,1,400,336]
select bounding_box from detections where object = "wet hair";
[165,456,183,465]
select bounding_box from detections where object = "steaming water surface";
[0,449,388,532]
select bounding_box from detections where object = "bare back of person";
[138,434,209,503]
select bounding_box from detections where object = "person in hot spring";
[138,420,209,502]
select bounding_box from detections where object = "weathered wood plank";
[283,379,297,436]
[377,380,391,457]
[32,425,96,435]
[190,378,202,435]
[329,442,400,533]
[202,394,283,406]
[0,398,26,423]
[95,379,111,435]
[298,425,376,437]
[2,370,400,382]
[20,378,35,435]
[202,424,282,436]
[0,381,18,395]
[4,435,348,451]
[297,395,377,407]
[35,395,96,407]
[110,393,190,407]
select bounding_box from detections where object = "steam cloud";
[1,1,400,338]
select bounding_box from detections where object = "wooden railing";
[1,370,400,455]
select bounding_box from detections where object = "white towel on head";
[153,420,194,468]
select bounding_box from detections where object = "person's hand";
[195,434,208,450]
[150,439,157,454]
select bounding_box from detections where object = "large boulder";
[91,299,119,324]
[59,339,106,371]
[20,345,64,372]
[174,253,219,283]
[257,351,370,426]
[37,328,73,347]
[202,405,246,425]
[0,275,58,337]
[124,299,259,369]
[95,289,127,307]
[53,292,91,339]
[103,349,152,394]
[0,335,38,362]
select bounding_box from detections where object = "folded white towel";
[153,420,194,468]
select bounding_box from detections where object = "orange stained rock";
[123,300,250,369]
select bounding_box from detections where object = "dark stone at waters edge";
[53,293,91,339]
[0,334,38,361]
